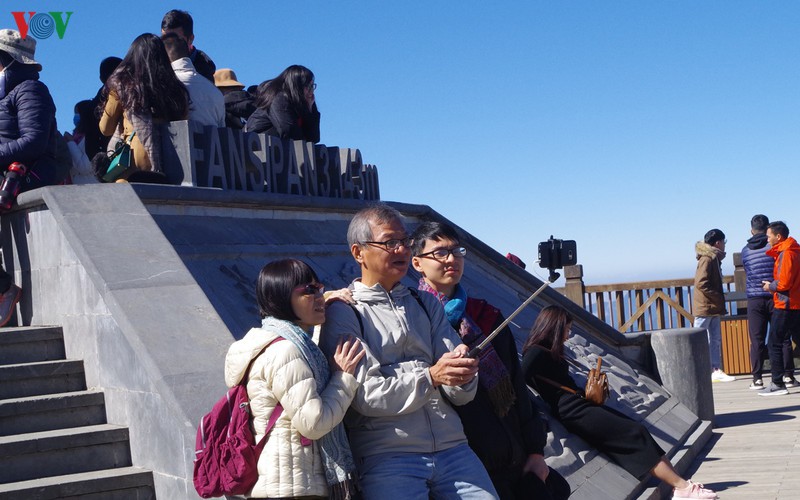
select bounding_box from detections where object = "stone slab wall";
[4,184,708,499]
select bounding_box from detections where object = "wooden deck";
[683,376,800,500]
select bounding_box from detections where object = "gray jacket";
[319,280,477,460]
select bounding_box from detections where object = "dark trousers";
[768,309,800,385]
[0,266,10,294]
[490,466,571,500]
[748,296,772,379]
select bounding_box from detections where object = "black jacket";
[454,299,547,473]
[245,92,320,143]
[0,63,66,187]
[190,47,216,82]
[223,90,256,129]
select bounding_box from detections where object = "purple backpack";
[193,338,283,498]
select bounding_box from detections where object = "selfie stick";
[467,278,553,358]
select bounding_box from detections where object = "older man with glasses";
[411,220,570,500]
[319,204,498,499]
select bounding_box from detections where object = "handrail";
[561,265,740,333]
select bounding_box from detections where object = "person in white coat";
[225,259,365,499]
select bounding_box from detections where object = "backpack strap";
[244,336,284,385]
[408,288,431,321]
[347,303,365,337]
[246,337,286,451]
[255,403,284,452]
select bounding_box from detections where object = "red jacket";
[766,236,800,309]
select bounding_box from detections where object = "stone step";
[0,424,132,483]
[0,390,107,436]
[0,466,155,500]
[0,326,65,365]
[0,359,86,399]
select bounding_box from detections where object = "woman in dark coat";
[521,306,717,500]
[0,29,69,327]
[0,30,64,191]
[245,65,320,143]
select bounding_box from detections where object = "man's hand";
[762,280,772,292]
[522,454,549,483]
[429,345,478,387]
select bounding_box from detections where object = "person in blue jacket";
[740,214,794,389]
[0,29,65,327]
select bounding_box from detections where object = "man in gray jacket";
[320,204,498,499]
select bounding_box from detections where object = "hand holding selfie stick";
[467,277,553,358]
[466,235,575,358]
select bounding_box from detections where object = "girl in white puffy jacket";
[225,259,365,499]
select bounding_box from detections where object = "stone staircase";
[0,326,156,499]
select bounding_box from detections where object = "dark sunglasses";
[294,282,325,296]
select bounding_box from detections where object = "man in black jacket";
[160,10,216,82]
[0,29,63,326]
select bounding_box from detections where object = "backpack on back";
[193,338,283,498]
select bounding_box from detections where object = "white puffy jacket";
[224,326,359,498]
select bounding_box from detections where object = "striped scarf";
[417,279,516,417]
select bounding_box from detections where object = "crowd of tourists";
[1,9,321,189]
[224,205,719,500]
[4,8,782,500]
[0,9,323,326]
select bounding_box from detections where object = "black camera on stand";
[537,236,577,282]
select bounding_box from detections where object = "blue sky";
[10,1,800,284]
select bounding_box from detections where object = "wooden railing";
[560,262,741,333]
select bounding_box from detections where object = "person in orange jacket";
[759,221,800,396]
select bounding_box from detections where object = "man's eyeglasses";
[363,237,414,251]
[294,282,325,296]
[416,247,467,260]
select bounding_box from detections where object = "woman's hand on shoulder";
[330,336,365,375]
[324,288,354,306]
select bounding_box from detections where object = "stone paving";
[684,375,800,500]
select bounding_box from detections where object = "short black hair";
[256,259,319,321]
[161,32,189,62]
[768,221,790,239]
[751,214,769,233]
[161,9,194,37]
[411,221,460,256]
[704,228,725,245]
[99,56,122,84]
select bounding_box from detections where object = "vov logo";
[11,12,73,40]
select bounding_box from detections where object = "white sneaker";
[673,479,718,499]
[711,370,735,383]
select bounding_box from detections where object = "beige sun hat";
[213,68,245,90]
[0,29,41,71]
